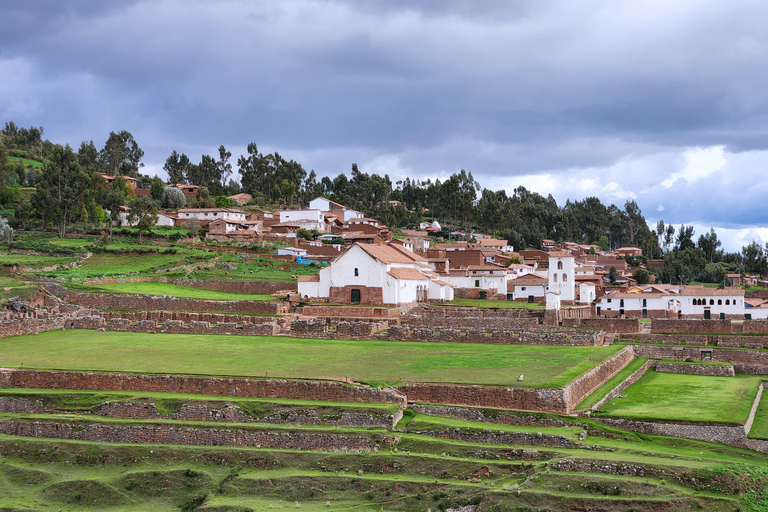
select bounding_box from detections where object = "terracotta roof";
[297,275,320,282]
[387,267,430,280]
[357,243,419,264]
[511,274,548,285]
[466,265,506,271]
[474,238,507,246]
[432,279,454,287]
[547,250,572,258]
[388,243,426,262]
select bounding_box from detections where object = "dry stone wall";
[595,418,768,453]
[0,420,378,451]
[630,345,768,374]
[0,369,406,405]
[404,428,583,449]
[655,362,735,377]
[652,319,732,334]
[412,405,568,428]
[561,347,635,411]
[561,318,640,333]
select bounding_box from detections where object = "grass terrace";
[595,369,765,424]
[0,253,79,268]
[64,281,277,301]
[0,330,622,388]
[42,250,214,280]
[748,388,768,440]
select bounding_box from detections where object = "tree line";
[2,121,768,283]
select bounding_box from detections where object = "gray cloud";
[3,0,768,249]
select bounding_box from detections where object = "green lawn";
[443,298,544,309]
[0,330,621,388]
[575,357,649,410]
[0,254,78,267]
[597,369,765,424]
[748,386,768,440]
[7,156,43,168]
[65,281,276,301]
[44,252,208,279]
[48,238,95,247]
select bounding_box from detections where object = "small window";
[354,268,359,277]
[562,273,567,282]
[521,287,526,291]
[553,274,558,283]
[726,299,730,305]
[620,299,624,307]
[642,298,647,307]
[475,280,480,287]
[710,299,714,305]
[607,298,612,303]
[718,299,722,305]
[557,261,563,270]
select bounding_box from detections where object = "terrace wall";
[397,347,634,414]
[630,345,768,374]
[651,319,732,334]
[0,397,399,429]
[655,362,735,377]
[41,283,287,315]
[561,318,641,333]
[0,369,407,405]
[0,420,378,451]
[298,304,402,319]
[589,359,656,412]
[595,418,768,454]
[411,405,568,428]
[742,321,768,334]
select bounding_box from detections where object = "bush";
[162,187,187,209]
[0,217,13,242]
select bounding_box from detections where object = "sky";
[2,0,768,251]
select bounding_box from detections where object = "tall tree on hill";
[218,145,232,187]
[99,131,144,177]
[163,150,190,185]
[697,227,722,263]
[77,140,101,173]
[32,144,91,237]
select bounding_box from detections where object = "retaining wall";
[655,362,735,377]
[0,397,399,429]
[630,345,768,374]
[561,347,635,411]
[411,405,568,428]
[0,420,378,451]
[0,369,406,405]
[561,318,641,333]
[396,347,634,414]
[651,319,732,334]
[595,418,768,453]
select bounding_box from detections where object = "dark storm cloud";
[4,0,768,248]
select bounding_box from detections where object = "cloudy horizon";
[3,0,768,251]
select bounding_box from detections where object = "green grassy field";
[443,298,544,309]
[0,253,78,267]
[0,330,620,387]
[575,357,649,410]
[48,238,95,247]
[7,156,43,168]
[44,251,210,279]
[748,387,768,440]
[65,281,276,301]
[181,257,322,282]
[596,369,765,424]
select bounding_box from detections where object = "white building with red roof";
[297,242,453,305]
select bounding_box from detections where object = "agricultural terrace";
[64,281,276,301]
[442,298,544,309]
[0,330,622,388]
[595,369,765,424]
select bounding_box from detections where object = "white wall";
[548,256,575,301]
[279,210,326,232]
